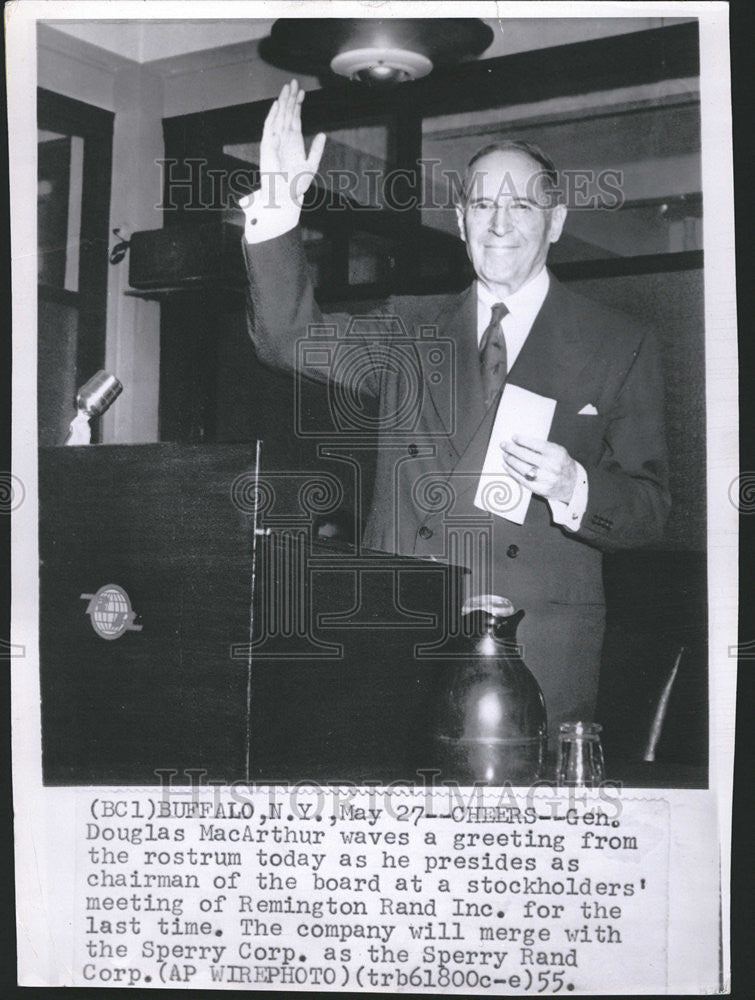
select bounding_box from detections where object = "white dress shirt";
[476,267,550,360]
[242,189,589,530]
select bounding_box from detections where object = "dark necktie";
[479,301,509,407]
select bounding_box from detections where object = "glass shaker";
[556,722,605,787]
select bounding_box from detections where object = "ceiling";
[43,19,275,63]
[44,16,694,69]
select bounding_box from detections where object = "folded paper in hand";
[474,384,557,524]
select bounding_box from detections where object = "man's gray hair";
[459,139,561,208]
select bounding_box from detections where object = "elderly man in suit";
[241,80,670,737]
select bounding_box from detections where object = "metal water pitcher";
[428,594,547,784]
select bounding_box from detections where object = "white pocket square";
[578,404,598,415]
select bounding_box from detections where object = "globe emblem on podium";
[80,584,143,641]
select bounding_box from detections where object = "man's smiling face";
[455,149,567,298]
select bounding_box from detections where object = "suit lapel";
[506,275,600,404]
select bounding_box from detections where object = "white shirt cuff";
[241,184,301,244]
[548,462,589,531]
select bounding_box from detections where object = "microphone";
[64,370,124,445]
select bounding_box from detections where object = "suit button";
[408,443,418,456]
[506,544,519,558]
[418,526,433,539]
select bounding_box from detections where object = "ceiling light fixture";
[330,47,433,85]
[262,18,494,87]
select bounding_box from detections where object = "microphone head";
[76,371,123,417]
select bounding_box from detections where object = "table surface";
[250,755,707,790]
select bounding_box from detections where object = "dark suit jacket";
[244,229,671,729]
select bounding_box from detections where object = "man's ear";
[548,203,567,244]
[454,204,467,243]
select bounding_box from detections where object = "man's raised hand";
[253,79,326,208]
